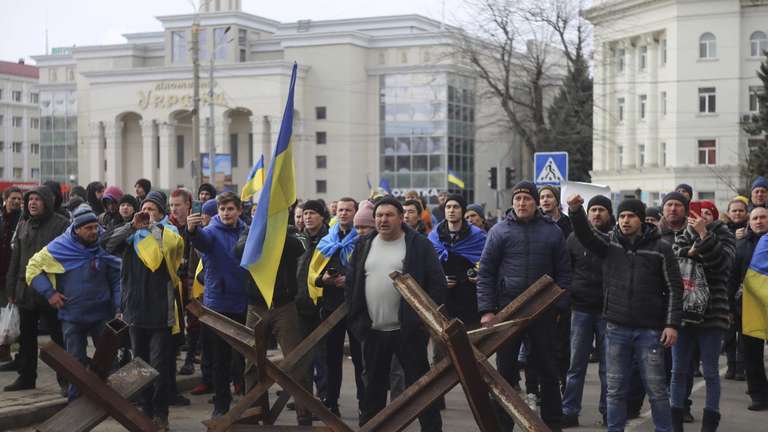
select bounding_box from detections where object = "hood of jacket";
[23,186,55,222]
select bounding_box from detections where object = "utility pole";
[208,27,229,190]
[191,16,202,188]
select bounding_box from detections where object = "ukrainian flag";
[743,234,768,340]
[241,154,265,202]
[448,170,465,189]
[240,63,298,307]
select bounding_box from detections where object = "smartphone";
[137,212,150,224]
[688,201,701,217]
[191,200,202,215]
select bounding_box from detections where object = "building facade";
[0,60,40,183]
[30,1,524,206]
[586,0,767,208]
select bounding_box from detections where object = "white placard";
[560,181,612,212]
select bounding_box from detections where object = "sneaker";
[212,408,228,419]
[561,413,579,428]
[191,383,212,395]
[169,393,191,406]
[178,362,194,376]
[4,376,35,391]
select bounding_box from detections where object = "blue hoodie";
[191,215,249,314]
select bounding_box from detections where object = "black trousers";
[130,326,171,418]
[18,307,64,383]
[324,315,364,407]
[496,310,562,427]
[360,329,442,432]
[203,311,246,412]
[743,334,768,400]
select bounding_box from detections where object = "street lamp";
[207,26,231,187]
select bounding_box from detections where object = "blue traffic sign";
[534,152,568,186]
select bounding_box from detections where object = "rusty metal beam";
[39,342,158,432]
[89,318,128,379]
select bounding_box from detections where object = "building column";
[141,120,157,183]
[104,121,123,187]
[88,121,105,182]
[261,115,272,166]
[219,116,231,157]
[646,35,659,167]
[623,41,637,168]
[158,121,175,190]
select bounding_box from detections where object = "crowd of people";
[0,174,766,432]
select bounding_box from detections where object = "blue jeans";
[562,310,606,417]
[605,323,671,432]
[61,319,108,400]
[671,327,724,411]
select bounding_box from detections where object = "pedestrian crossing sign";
[534,152,568,186]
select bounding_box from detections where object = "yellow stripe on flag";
[307,249,331,305]
[743,268,768,340]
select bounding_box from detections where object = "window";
[176,135,185,168]
[617,145,624,167]
[49,68,57,82]
[315,106,327,120]
[661,39,667,65]
[751,31,768,57]
[639,144,646,166]
[699,33,716,59]
[750,86,763,112]
[248,133,253,166]
[0,167,3,177]
[315,131,327,145]
[0,89,3,100]
[699,87,716,113]
[698,191,715,201]
[617,97,625,122]
[30,118,39,129]
[172,31,187,64]
[616,48,625,72]
[156,135,160,169]
[0,115,3,126]
[238,29,247,46]
[660,142,667,166]
[639,46,647,70]
[400,50,408,64]
[30,143,39,154]
[67,68,75,81]
[12,91,21,102]
[12,168,22,178]
[230,133,238,167]
[316,155,327,169]
[661,91,667,116]
[315,180,327,194]
[698,139,716,165]
[639,95,647,120]
[214,27,228,60]
[239,49,246,62]
[12,117,22,128]
[31,168,39,179]
[0,141,3,151]
[30,93,38,104]
[12,142,22,153]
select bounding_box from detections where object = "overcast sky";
[0,0,468,64]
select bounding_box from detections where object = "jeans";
[562,311,606,417]
[671,326,723,412]
[130,326,171,418]
[605,323,671,432]
[61,319,107,400]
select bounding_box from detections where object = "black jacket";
[6,187,70,310]
[435,220,480,327]
[554,213,573,239]
[570,207,683,330]
[729,230,765,314]
[317,228,354,314]
[345,225,446,342]
[566,223,610,315]
[0,207,21,288]
[672,221,735,330]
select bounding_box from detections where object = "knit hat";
[617,198,646,220]
[699,200,719,221]
[752,176,768,192]
[198,183,217,198]
[202,199,218,217]
[539,186,561,204]
[72,204,98,229]
[443,194,467,212]
[734,195,750,205]
[675,183,693,198]
[662,191,690,213]
[302,199,327,218]
[118,194,139,212]
[134,178,151,194]
[353,199,375,228]
[466,203,485,217]
[646,206,662,221]
[141,190,167,215]
[102,186,124,204]
[511,181,538,204]
[587,195,613,214]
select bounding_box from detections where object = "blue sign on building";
[534,152,568,186]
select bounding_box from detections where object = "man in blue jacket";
[187,191,250,418]
[29,204,121,399]
[477,180,571,430]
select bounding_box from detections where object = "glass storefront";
[40,90,78,184]
[379,73,475,205]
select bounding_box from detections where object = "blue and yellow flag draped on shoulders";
[307,224,358,305]
[240,63,298,308]
[428,222,486,265]
[241,154,265,202]
[743,234,768,340]
[126,216,185,288]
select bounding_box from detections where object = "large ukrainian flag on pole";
[240,63,298,307]
[743,234,768,340]
[241,154,265,202]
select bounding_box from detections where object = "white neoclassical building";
[30,0,525,207]
[586,0,767,208]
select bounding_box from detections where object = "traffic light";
[505,166,516,189]
[488,167,498,190]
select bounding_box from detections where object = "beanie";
[734,195,750,205]
[675,183,693,198]
[102,186,124,204]
[587,195,613,214]
[752,176,768,192]
[302,199,327,218]
[202,199,218,217]
[353,199,375,228]
[72,204,98,229]
[617,198,646,220]
[511,181,539,204]
[662,191,690,213]
[466,203,485,217]
[699,200,720,221]
[198,182,217,198]
[443,194,467,212]
[141,190,167,215]
[646,206,662,221]
[118,194,139,212]
[539,185,561,204]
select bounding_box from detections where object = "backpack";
[676,256,710,325]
